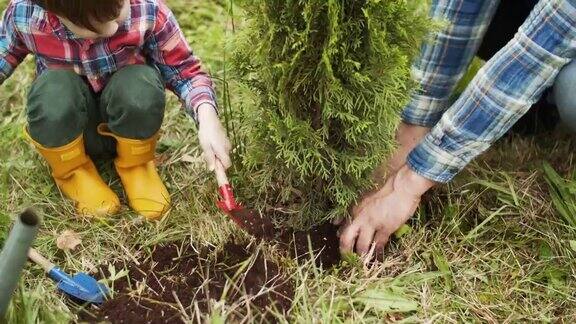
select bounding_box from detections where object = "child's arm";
[0,3,30,85]
[144,1,231,170]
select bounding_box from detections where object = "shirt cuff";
[406,132,466,183]
[401,94,449,127]
[185,89,218,122]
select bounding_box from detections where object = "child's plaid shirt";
[403,0,576,183]
[0,0,216,120]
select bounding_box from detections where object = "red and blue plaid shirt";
[0,0,216,120]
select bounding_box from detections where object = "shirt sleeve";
[0,2,30,83]
[144,1,217,122]
[407,0,576,183]
[401,0,500,127]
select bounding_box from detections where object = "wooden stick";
[28,248,55,273]
[214,160,229,187]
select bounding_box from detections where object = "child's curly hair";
[32,0,124,32]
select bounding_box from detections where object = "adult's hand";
[387,122,431,174]
[337,121,430,225]
[339,165,435,257]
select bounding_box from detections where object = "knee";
[105,66,166,138]
[118,97,165,137]
[27,71,88,146]
[554,62,576,132]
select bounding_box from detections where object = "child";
[0,0,232,219]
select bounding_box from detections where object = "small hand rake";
[28,248,108,304]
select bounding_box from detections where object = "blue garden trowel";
[28,248,108,304]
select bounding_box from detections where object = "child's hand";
[197,104,232,171]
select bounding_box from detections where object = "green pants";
[27,65,166,158]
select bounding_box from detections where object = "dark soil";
[78,218,341,323]
[275,223,341,269]
[228,207,342,268]
[80,242,293,323]
[229,208,276,239]
[232,209,342,268]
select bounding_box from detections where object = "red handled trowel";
[214,161,274,238]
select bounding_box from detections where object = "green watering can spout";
[0,209,41,318]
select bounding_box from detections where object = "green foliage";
[543,162,576,229]
[0,213,9,247]
[232,0,431,225]
[4,283,71,323]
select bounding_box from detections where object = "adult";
[340,0,576,255]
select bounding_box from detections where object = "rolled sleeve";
[401,0,500,127]
[408,0,576,183]
[181,83,218,119]
[401,94,449,127]
[406,134,463,183]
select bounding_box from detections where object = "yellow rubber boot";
[97,124,170,220]
[25,130,120,217]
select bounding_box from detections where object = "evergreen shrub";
[232,0,431,226]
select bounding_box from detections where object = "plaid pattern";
[0,0,216,120]
[405,0,576,183]
[401,1,501,127]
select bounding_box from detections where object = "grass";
[1,0,575,322]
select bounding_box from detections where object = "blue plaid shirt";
[404,0,576,183]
